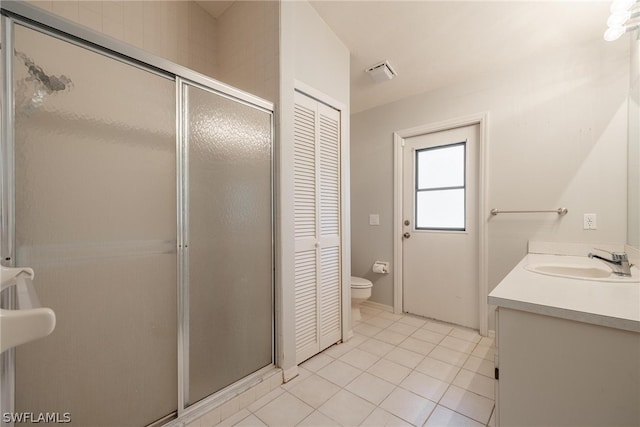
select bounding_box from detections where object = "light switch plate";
[369,214,380,226]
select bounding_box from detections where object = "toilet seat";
[351,276,373,289]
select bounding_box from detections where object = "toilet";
[350,276,373,321]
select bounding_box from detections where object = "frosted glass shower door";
[11,25,177,426]
[184,83,273,405]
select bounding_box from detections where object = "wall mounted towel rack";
[490,208,568,216]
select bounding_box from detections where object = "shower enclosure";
[0,3,274,426]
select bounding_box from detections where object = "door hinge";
[494,367,499,380]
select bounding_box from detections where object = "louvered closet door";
[293,91,342,364]
[317,102,341,351]
[293,92,318,363]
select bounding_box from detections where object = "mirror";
[628,34,639,248]
[627,35,640,249]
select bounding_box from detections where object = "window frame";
[414,141,467,232]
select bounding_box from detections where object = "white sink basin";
[524,260,639,283]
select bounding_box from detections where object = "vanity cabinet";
[494,307,640,426]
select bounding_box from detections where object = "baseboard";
[488,329,496,338]
[282,365,298,383]
[344,328,354,341]
[361,300,394,313]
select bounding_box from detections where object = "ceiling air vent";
[365,60,397,82]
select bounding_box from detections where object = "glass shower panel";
[185,84,273,405]
[12,25,177,425]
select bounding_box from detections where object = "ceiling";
[196,1,626,114]
[309,1,621,113]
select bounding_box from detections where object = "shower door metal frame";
[0,1,276,424]
[0,13,16,422]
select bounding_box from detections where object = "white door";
[293,90,342,363]
[402,124,479,329]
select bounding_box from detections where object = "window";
[415,142,466,230]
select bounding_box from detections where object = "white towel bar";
[490,208,568,216]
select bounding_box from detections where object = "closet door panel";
[293,99,317,243]
[317,103,341,350]
[294,249,319,361]
[319,246,341,347]
[293,91,341,363]
[318,105,341,240]
[293,92,319,362]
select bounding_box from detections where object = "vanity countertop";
[488,253,640,333]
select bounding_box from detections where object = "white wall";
[291,2,350,103]
[27,0,219,77]
[216,0,279,102]
[27,1,279,103]
[278,0,350,378]
[351,37,630,329]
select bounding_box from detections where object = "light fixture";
[604,21,640,40]
[610,0,638,14]
[604,0,640,41]
[604,26,630,41]
[607,10,640,27]
[365,60,397,82]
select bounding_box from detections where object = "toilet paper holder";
[372,261,389,274]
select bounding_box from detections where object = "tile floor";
[214,306,496,427]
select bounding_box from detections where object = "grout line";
[211,311,495,427]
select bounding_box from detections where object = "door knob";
[403,232,411,239]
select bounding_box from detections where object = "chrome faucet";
[588,249,632,277]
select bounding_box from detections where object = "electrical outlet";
[583,213,597,230]
[369,214,380,226]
